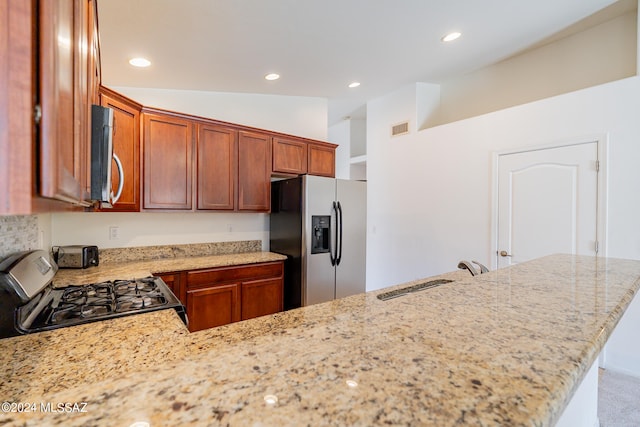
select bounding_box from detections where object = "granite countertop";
[1,254,639,426]
[52,251,287,286]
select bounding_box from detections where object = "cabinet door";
[100,90,141,212]
[308,144,336,178]
[0,0,35,214]
[272,137,307,175]
[238,131,271,211]
[186,283,240,332]
[39,0,90,205]
[143,113,193,209]
[241,277,283,321]
[197,124,236,210]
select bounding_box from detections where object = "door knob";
[499,250,512,257]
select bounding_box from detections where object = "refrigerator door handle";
[336,201,343,265]
[330,201,338,266]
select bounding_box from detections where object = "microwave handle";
[110,153,124,205]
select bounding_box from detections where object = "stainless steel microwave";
[90,105,123,208]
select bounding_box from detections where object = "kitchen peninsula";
[1,254,639,426]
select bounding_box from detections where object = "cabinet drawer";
[186,261,283,288]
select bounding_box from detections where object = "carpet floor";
[598,369,640,427]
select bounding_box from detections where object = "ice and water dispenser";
[311,215,330,254]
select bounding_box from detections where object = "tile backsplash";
[0,216,39,259]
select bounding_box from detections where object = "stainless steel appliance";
[91,104,124,208]
[0,250,187,339]
[53,245,99,269]
[270,176,366,309]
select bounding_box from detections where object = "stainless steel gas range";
[0,250,187,339]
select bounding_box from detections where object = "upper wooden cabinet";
[141,111,274,213]
[197,124,237,210]
[0,0,99,215]
[272,137,336,178]
[142,112,194,210]
[308,143,336,177]
[0,0,34,214]
[39,0,98,206]
[238,131,271,212]
[99,87,141,212]
[272,137,308,175]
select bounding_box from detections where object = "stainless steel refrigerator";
[270,175,366,309]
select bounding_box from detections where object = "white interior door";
[496,142,598,268]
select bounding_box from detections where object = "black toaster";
[53,245,99,269]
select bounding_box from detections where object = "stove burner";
[45,278,169,326]
[11,273,187,336]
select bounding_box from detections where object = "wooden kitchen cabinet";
[39,0,98,206]
[241,277,283,320]
[0,0,99,214]
[142,111,194,210]
[197,124,237,210]
[238,131,271,212]
[99,87,141,212]
[88,94,336,214]
[187,283,241,331]
[184,261,284,332]
[0,0,34,214]
[272,137,308,175]
[308,143,336,177]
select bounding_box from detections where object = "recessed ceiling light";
[129,57,151,67]
[265,73,280,81]
[348,82,361,88]
[441,32,462,42]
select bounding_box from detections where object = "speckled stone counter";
[52,251,287,286]
[1,255,639,426]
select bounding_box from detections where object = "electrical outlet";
[227,224,233,233]
[109,226,120,240]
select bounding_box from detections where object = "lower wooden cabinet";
[155,261,284,333]
[241,277,283,320]
[187,283,240,331]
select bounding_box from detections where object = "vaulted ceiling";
[98,0,623,124]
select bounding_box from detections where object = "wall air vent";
[391,121,409,137]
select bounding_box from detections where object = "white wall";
[366,76,640,376]
[111,86,329,141]
[367,76,640,290]
[328,118,368,180]
[328,119,351,179]
[51,212,269,250]
[431,9,637,127]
